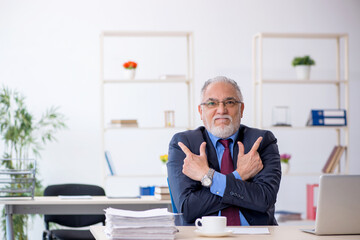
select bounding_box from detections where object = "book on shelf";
[275,210,302,222]
[322,146,339,173]
[328,146,345,173]
[306,109,347,126]
[105,151,116,176]
[159,74,186,80]
[322,145,346,173]
[110,119,138,127]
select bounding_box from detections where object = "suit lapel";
[233,126,245,170]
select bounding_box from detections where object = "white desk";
[90,225,360,240]
[0,196,171,240]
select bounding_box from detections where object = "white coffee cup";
[195,216,227,233]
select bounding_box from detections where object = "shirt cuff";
[210,171,226,197]
[232,170,242,180]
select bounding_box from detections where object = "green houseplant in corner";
[0,86,66,239]
[292,55,315,80]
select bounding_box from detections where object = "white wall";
[1,0,360,238]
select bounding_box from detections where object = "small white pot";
[295,65,311,80]
[281,162,290,175]
[161,164,168,176]
[124,69,136,79]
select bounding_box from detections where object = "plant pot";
[124,69,136,80]
[161,164,168,176]
[295,65,311,80]
[281,162,290,175]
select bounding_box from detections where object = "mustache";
[212,115,232,123]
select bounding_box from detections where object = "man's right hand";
[236,137,263,181]
[178,142,209,182]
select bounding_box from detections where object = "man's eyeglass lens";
[201,100,241,108]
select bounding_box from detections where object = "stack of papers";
[104,208,177,240]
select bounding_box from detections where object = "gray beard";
[208,124,237,139]
[205,115,241,139]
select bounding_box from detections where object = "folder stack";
[306,109,347,126]
[104,208,177,240]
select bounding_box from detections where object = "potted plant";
[0,86,66,239]
[123,61,137,79]
[280,153,291,174]
[292,55,315,80]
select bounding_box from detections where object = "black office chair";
[43,184,106,240]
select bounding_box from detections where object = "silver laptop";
[302,174,360,235]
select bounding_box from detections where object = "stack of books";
[154,186,171,200]
[110,119,138,127]
[275,211,302,222]
[105,208,177,240]
[322,145,346,173]
[306,109,347,126]
[159,74,186,80]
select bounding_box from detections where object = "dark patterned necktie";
[219,139,241,226]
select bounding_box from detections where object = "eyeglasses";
[200,98,242,109]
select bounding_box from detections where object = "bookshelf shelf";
[256,79,348,85]
[255,32,348,39]
[100,31,194,194]
[265,126,348,131]
[252,32,349,175]
[104,126,190,131]
[103,79,191,84]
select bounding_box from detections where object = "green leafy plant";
[0,86,66,240]
[292,55,315,66]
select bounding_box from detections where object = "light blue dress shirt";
[207,130,250,226]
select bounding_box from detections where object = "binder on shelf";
[306,109,347,126]
[306,184,319,220]
[105,151,116,176]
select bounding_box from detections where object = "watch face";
[202,177,212,187]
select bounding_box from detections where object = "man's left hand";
[178,142,209,181]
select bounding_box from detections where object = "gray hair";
[200,76,243,102]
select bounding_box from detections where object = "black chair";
[43,184,106,240]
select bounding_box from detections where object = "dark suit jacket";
[167,125,281,226]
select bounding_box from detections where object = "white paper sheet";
[105,208,175,218]
[58,195,92,199]
[229,227,270,235]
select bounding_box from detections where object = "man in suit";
[167,76,281,226]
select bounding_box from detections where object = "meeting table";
[0,196,172,240]
[90,225,360,240]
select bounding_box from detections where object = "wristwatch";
[201,168,215,187]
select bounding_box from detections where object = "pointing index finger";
[178,142,192,156]
[250,136,263,152]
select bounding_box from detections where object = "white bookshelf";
[100,31,194,194]
[252,32,349,175]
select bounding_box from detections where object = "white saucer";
[194,229,233,237]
